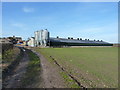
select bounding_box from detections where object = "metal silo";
[42,29,49,46]
[34,31,38,46]
[35,30,41,46]
[40,30,43,45]
[34,29,50,47]
[43,29,49,40]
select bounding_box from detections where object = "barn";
[49,37,113,47]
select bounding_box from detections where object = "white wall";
[27,38,35,47]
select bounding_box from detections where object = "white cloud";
[11,23,24,28]
[23,7,34,13]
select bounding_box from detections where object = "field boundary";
[49,55,86,89]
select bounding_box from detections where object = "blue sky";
[2,2,118,43]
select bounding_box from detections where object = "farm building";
[27,37,35,47]
[34,29,49,47]
[31,29,113,47]
[49,37,113,47]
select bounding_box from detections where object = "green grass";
[21,49,41,87]
[2,47,19,62]
[2,47,20,69]
[36,47,118,88]
[60,71,80,88]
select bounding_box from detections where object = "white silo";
[39,30,43,45]
[34,29,50,47]
[43,29,49,40]
[34,31,38,46]
[35,30,41,46]
[42,29,49,46]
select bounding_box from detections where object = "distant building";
[7,36,22,44]
[27,29,113,47]
[49,38,113,46]
[27,37,35,47]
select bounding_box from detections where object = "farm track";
[31,50,67,88]
[3,47,67,88]
[49,56,86,89]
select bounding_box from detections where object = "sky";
[2,2,118,43]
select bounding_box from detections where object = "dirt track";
[3,47,67,88]
[32,50,67,88]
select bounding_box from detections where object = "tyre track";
[49,56,87,89]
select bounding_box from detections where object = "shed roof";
[50,37,110,44]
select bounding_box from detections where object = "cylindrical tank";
[34,29,50,47]
[34,31,38,46]
[35,30,41,46]
[38,30,43,41]
[38,30,43,45]
[42,30,49,40]
[34,31,38,40]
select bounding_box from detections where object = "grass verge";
[21,49,41,87]
[2,47,20,69]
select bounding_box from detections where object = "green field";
[36,47,118,88]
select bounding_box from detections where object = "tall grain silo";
[43,29,49,40]
[39,30,43,45]
[34,29,49,47]
[34,31,38,46]
[35,30,41,46]
[42,29,49,46]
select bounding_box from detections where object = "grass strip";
[60,71,80,88]
[21,49,41,87]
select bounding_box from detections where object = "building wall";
[27,38,35,47]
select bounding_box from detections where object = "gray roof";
[50,38,110,44]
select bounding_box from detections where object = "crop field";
[36,47,118,88]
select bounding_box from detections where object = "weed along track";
[2,47,29,88]
[50,56,86,89]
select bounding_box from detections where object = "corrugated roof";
[50,38,110,44]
